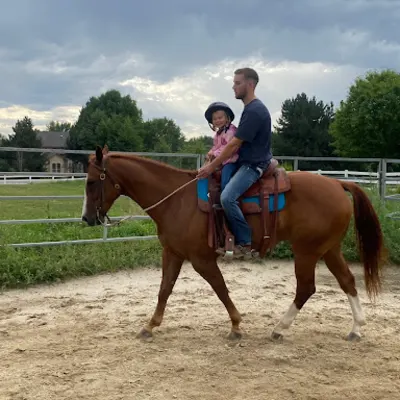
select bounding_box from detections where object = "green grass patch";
[0,181,161,290]
[0,180,399,290]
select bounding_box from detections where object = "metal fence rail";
[1,148,400,247]
[0,148,203,248]
[3,170,400,185]
[6,235,157,248]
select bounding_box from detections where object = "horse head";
[81,145,122,226]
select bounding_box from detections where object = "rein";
[90,157,198,228]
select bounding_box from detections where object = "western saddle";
[198,158,291,258]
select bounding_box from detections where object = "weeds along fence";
[0,147,400,248]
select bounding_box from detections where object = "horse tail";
[340,181,386,300]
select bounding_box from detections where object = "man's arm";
[235,108,261,143]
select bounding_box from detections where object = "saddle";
[197,158,291,258]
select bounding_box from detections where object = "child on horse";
[204,102,238,191]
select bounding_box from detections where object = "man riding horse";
[197,67,273,258]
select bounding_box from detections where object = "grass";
[0,179,399,290]
[0,180,162,289]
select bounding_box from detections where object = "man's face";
[232,73,249,100]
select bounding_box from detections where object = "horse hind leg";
[323,245,366,341]
[137,247,183,340]
[272,253,319,341]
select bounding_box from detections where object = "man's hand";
[197,162,216,179]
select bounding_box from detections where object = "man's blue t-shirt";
[234,98,272,167]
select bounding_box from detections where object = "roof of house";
[37,130,70,149]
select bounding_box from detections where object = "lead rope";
[99,177,199,228]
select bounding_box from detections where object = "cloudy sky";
[0,0,399,140]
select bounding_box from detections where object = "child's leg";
[221,163,238,191]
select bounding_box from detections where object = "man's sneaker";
[233,245,259,260]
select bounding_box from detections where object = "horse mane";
[101,151,199,178]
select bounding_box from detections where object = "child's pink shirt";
[207,124,239,165]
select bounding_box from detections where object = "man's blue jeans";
[220,163,264,246]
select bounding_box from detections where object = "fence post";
[379,159,387,200]
[293,158,299,171]
[196,154,202,170]
[103,225,108,241]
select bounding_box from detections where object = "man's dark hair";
[234,67,259,86]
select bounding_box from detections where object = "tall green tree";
[142,117,185,152]
[46,120,72,131]
[329,69,400,159]
[141,117,186,167]
[181,135,214,169]
[272,93,335,169]
[0,134,14,171]
[273,93,335,156]
[182,135,213,154]
[66,89,145,166]
[1,117,45,171]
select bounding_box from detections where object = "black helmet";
[204,101,235,124]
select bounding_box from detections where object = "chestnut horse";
[81,146,386,342]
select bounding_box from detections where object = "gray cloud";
[0,0,399,135]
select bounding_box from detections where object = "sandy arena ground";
[1,260,399,400]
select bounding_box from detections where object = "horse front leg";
[191,257,243,340]
[137,247,183,340]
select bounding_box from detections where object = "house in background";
[36,130,84,173]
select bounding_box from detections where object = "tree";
[182,135,213,154]
[0,134,14,171]
[46,120,72,131]
[142,117,185,152]
[66,89,145,167]
[1,117,45,171]
[329,69,400,160]
[181,135,214,169]
[140,117,186,167]
[272,93,335,169]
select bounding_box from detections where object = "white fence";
[2,170,400,185]
[0,149,202,248]
[0,172,87,185]
[308,170,400,185]
[1,149,400,248]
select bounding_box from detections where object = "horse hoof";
[228,330,242,341]
[136,328,153,341]
[271,331,283,342]
[346,332,361,342]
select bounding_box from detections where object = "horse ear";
[103,144,109,155]
[95,145,103,163]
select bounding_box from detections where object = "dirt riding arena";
[1,260,399,399]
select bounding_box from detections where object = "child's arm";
[205,134,219,162]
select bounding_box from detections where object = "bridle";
[87,156,198,228]
[88,157,122,227]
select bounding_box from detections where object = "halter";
[88,156,198,228]
[88,156,122,227]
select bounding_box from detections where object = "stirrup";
[215,247,234,261]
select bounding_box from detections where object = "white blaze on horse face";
[81,177,88,218]
[347,293,366,335]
